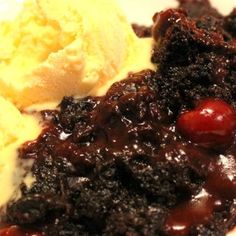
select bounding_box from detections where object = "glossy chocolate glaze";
[6,70,236,235]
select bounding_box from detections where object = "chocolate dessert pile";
[3,0,236,235]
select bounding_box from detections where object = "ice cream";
[0,0,153,109]
[0,96,41,207]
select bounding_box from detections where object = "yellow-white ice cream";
[0,96,41,207]
[0,0,153,109]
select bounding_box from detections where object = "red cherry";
[177,99,236,148]
[0,226,42,236]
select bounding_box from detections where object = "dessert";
[1,0,236,236]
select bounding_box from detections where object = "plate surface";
[117,0,236,24]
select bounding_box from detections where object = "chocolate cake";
[2,0,236,235]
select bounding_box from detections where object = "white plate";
[117,0,236,24]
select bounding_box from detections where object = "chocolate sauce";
[6,69,236,236]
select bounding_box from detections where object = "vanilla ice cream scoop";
[0,0,153,108]
[0,96,41,207]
